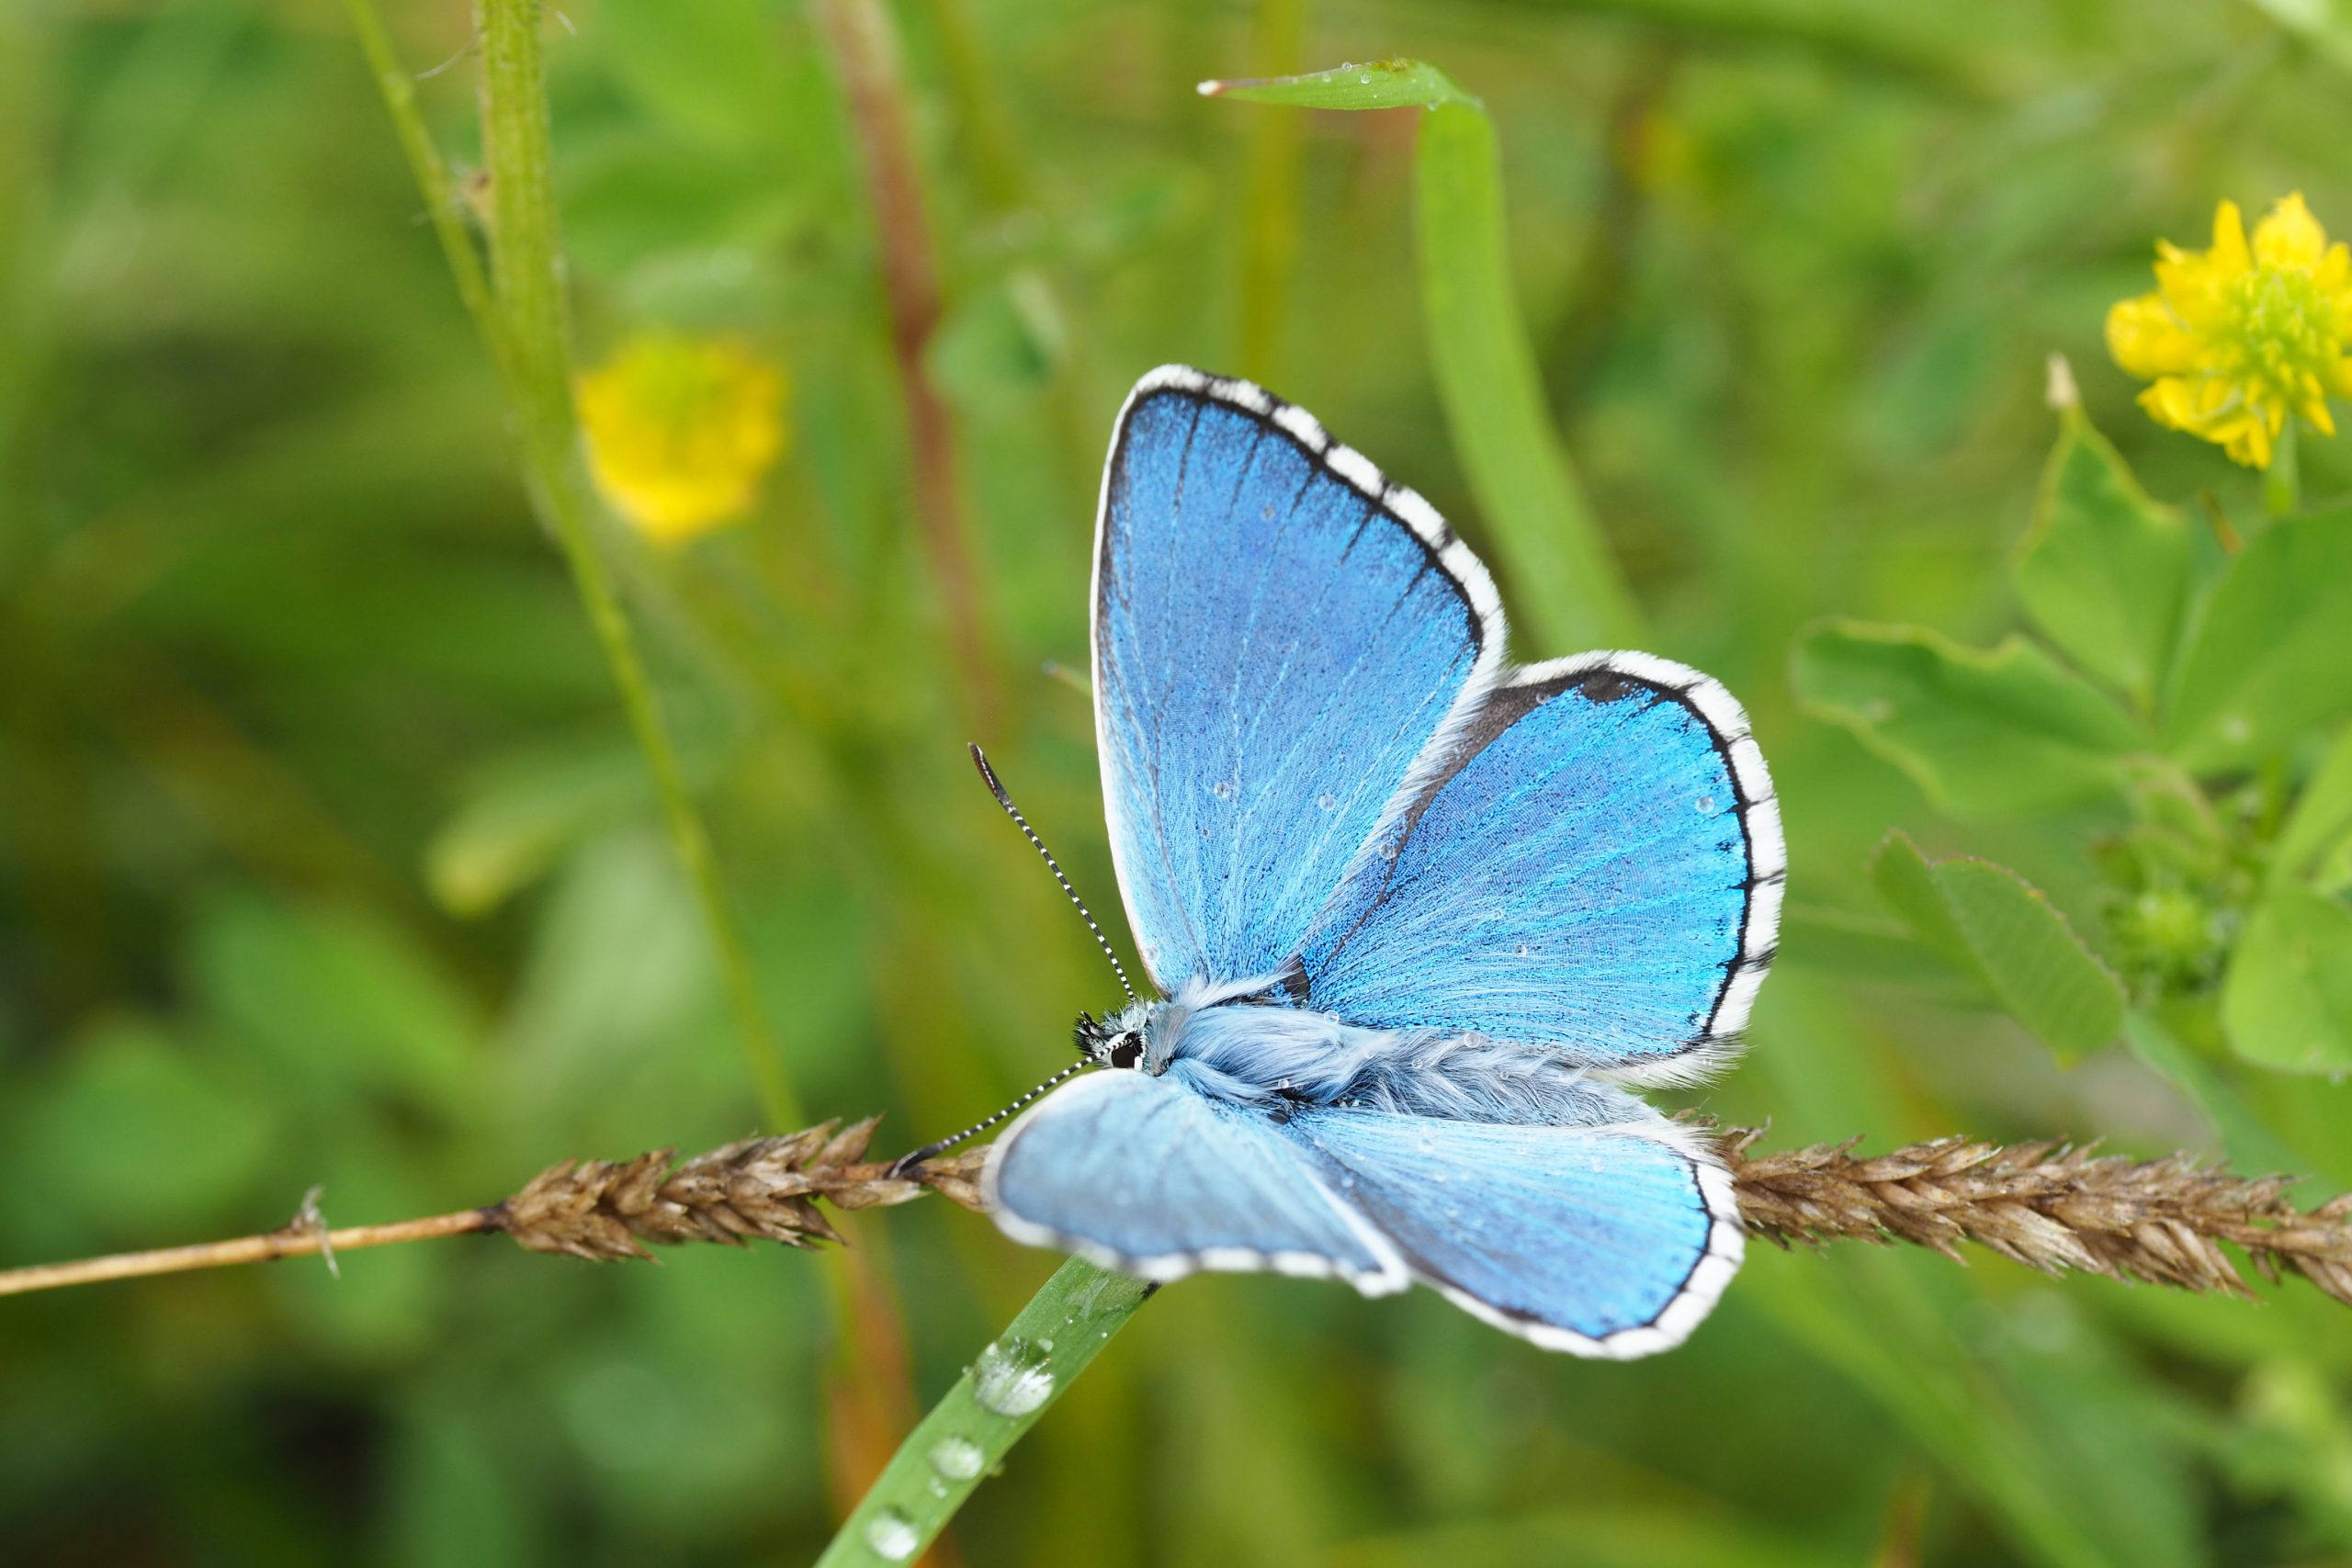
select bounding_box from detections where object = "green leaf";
[2271,725,2352,890]
[1774,904,1984,1001]
[20,1021,277,1233]
[929,269,1069,405]
[2165,505,2352,770]
[1867,831,1979,973]
[1198,58,1476,112]
[1793,622,2143,817]
[2222,889,2352,1075]
[1870,832,2126,1060]
[192,897,481,1111]
[1933,858,2127,1060]
[2013,404,2188,708]
[1204,60,1640,653]
[424,736,653,917]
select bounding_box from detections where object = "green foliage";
[6,3,2352,1566]
[1797,392,2352,1089]
[2163,505,2352,770]
[1869,833,2125,1060]
[1793,625,2139,816]
[18,1021,277,1234]
[2272,726,2352,893]
[1208,59,1641,651]
[2222,891,2352,1074]
[2013,405,2188,710]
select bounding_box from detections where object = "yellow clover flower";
[2107,194,2352,468]
[577,332,787,544]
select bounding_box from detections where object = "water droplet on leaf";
[865,1508,921,1562]
[929,1436,985,1481]
[972,1337,1056,1416]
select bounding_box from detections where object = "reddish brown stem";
[815,0,1000,728]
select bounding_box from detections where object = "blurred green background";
[6,0,2352,1563]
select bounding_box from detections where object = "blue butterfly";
[978,367,1783,1358]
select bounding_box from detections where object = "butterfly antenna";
[968,743,1138,1005]
[887,1060,1090,1178]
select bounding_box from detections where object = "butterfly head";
[1073,1007,1150,1071]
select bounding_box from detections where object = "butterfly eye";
[1107,1033,1143,1070]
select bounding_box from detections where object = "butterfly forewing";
[1091,368,1500,990]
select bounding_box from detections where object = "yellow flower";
[2107,194,2352,468]
[576,333,787,544]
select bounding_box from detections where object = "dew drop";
[972,1338,1056,1416]
[865,1508,920,1562]
[1316,792,1339,811]
[1380,842,1399,862]
[1358,72,1372,84]
[1694,794,1715,813]
[929,1436,985,1481]
[1211,778,1238,800]
[1514,942,1530,957]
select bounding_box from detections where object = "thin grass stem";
[463,0,804,1133]
[344,0,503,371]
[0,1210,493,1298]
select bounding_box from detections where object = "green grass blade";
[1205,60,1643,652]
[1415,102,1642,651]
[1201,57,1477,111]
[813,1259,1151,1568]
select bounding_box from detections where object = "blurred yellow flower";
[2107,194,2352,468]
[576,333,786,544]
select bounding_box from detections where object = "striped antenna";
[969,743,1137,1005]
[887,1060,1089,1177]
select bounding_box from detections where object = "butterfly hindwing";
[1282,1098,1743,1358]
[985,1063,1407,1292]
[1298,652,1783,1078]
[1092,367,1502,991]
